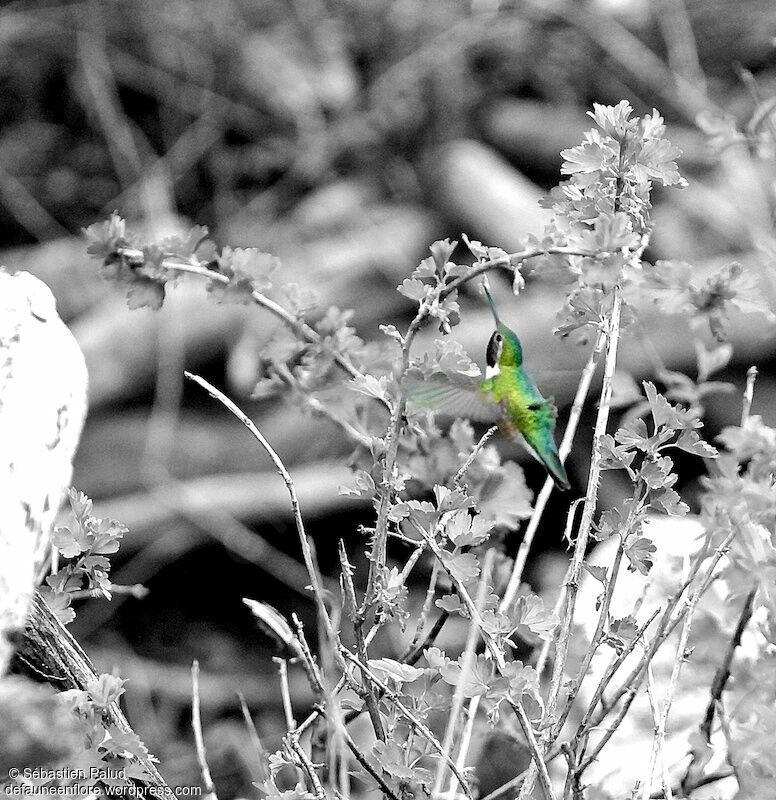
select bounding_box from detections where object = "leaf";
[434,652,492,698]
[608,615,639,647]
[695,341,733,383]
[650,488,689,517]
[599,434,636,470]
[208,247,278,303]
[643,381,674,429]
[583,563,608,583]
[429,238,457,272]
[89,517,127,554]
[488,660,540,704]
[51,525,89,559]
[477,461,534,530]
[511,594,559,642]
[126,278,165,310]
[83,212,128,259]
[636,136,685,187]
[640,456,676,490]
[38,587,75,625]
[444,510,491,547]
[433,485,474,513]
[593,506,629,542]
[624,536,657,575]
[86,674,126,709]
[160,225,209,258]
[367,658,424,685]
[435,339,481,379]
[339,470,376,498]
[436,594,464,615]
[560,139,610,175]
[576,213,640,252]
[675,429,718,458]
[440,550,480,583]
[588,100,634,136]
[398,277,428,302]
[350,374,390,402]
[371,740,417,781]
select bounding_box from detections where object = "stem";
[338,541,385,742]
[699,587,756,743]
[434,551,494,798]
[185,372,333,641]
[191,660,218,800]
[454,425,499,486]
[340,648,473,799]
[741,366,758,425]
[640,568,707,800]
[500,329,606,613]
[520,284,624,800]
[414,522,557,800]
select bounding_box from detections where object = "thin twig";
[643,665,672,800]
[454,425,499,486]
[448,695,481,800]
[500,328,606,612]
[338,541,385,741]
[275,658,296,732]
[184,372,334,641]
[115,253,365,383]
[579,531,735,774]
[413,523,556,800]
[340,648,473,799]
[319,705,401,800]
[404,560,441,659]
[191,661,218,800]
[741,366,758,425]
[699,587,756,743]
[363,243,606,613]
[237,691,269,784]
[577,607,661,737]
[287,734,325,800]
[401,610,450,666]
[434,551,495,798]
[526,285,624,796]
[650,767,735,798]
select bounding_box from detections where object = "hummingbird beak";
[483,284,500,325]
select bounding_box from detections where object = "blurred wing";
[405,374,501,423]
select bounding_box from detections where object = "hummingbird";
[406,286,570,490]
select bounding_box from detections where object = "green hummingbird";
[406,286,570,490]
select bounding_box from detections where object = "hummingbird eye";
[495,333,502,341]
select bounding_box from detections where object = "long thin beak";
[482,283,500,324]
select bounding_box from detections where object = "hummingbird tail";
[543,447,570,492]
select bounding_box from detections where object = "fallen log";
[424,139,553,253]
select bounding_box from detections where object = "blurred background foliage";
[2,0,776,794]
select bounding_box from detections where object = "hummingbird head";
[483,286,523,373]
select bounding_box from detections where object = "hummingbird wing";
[404,373,502,423]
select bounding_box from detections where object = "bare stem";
[434,551,495,798]
[520,283,624,800]
[500,329,606,612]
[741,366,758,425]
[185,372,333,641]
[454,425,499,486]
[340,648,473,799]
[276,658,296,732]
[192,660,218,800]
[413,523,557,800]
[338,541,385,741]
